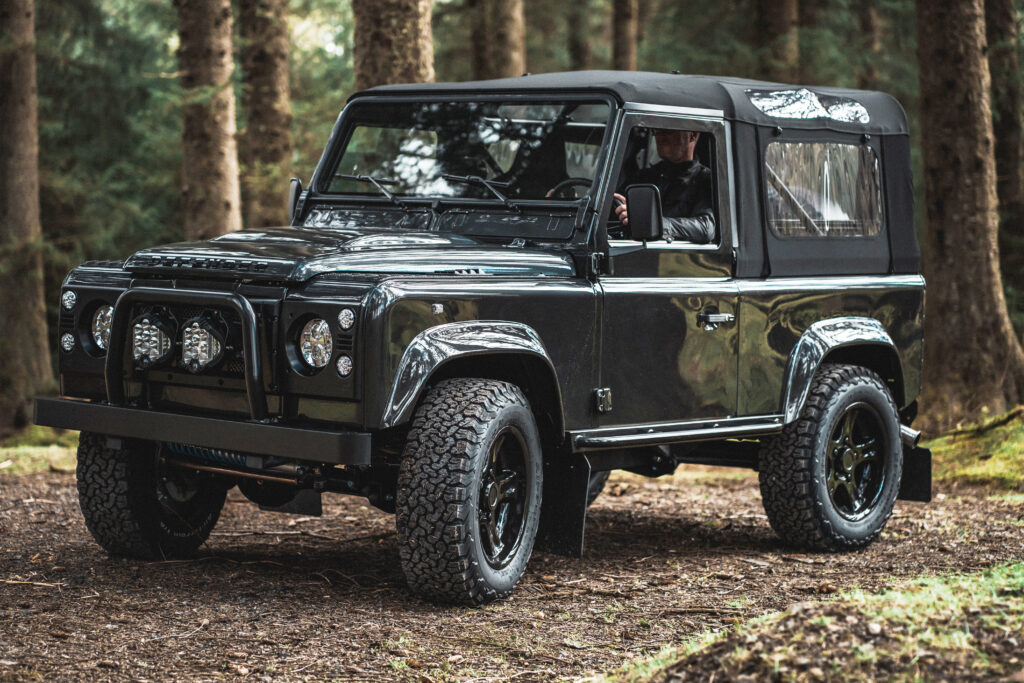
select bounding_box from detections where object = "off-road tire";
[76,432,226,559]
[586,471,610,507]
[758,364,902,551]
[396,378,543,605]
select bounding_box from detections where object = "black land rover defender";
[36,72,931,605]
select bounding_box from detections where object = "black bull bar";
[34,286,372,465]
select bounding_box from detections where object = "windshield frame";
[304,93,620,242]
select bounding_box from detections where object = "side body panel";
[736,276,926,416]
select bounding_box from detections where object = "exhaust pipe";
[899,424,921,448]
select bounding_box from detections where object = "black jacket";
[634,160,716,243]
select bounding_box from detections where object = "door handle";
[697,310,735,330]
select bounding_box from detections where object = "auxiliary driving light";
[338,308,356,330]
[91,305,113,351]
[336,354,353,377]
[61,290,77,311]
[60,333,75,352]
[181,319,224,373]
[299,318,332,369]
[132,315,174,367]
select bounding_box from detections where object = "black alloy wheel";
[396,378,543,605]
[478,427,530,569]
[758,363,903,550]
[826,402,888,521]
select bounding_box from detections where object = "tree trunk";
[352,0,434,90]
[916,0,1024,431]
[174,0,243,241]
[468,0,493,79]
[798,0,823,83]
[756,0,799,82]
[0,0,54,437]
[239,0,292,228]
[567,0,592,70]
[857,0,881,89]
[985,0,1024,300]
[467,0,525,79]
[612,0,638,70]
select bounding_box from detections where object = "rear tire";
[396,378,543,605]
[758,364,902,550]
[76,433,226,559]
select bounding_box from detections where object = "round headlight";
[336,354,353,377]
[61,290,77,311]
[300,318,332,368]
[91,305,113,351]
[60,333,75,352]
[338,308,355,330]
[132,317,173,367]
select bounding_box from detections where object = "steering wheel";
[548,177,592,199]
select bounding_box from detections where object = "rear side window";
[764,142,883,238]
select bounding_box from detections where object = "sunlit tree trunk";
[985,0,1024,301]
[352,0,434,90]
[612,0,637,70]
[757,0,798,82]
[174,0,243,241]
[916,0,1024,430]
[0,0,54,436]
[239,0,292,227]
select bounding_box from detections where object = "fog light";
[60,333,75,352]
[91,305,113,351]
[338,308,355,330]
[132,317,173,367]
[61,290,77,311]
[300,318,332,369]
[181,320,224,373]
[336,354,353,377]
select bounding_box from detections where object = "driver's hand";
[613,193,629,225]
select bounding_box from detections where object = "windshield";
[323,100,612,202]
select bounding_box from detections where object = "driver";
[613,129,716,244]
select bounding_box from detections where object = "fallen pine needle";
[0,579,66,588]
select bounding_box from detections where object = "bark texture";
[857,0,881,89]
[239,0,292,227]
[0,0,54,436]
[567,0,592,70]
[468,0,525,79]
[174,0,243,241]
[352,0,435,91]
[756,0,799,82]
[985,0,1024,298]
[916,0,1024,430]
[612,0,638,71]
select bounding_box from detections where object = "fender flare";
[781,316,899,424]
[379,321,564,431]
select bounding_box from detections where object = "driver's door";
[596,112,739,427]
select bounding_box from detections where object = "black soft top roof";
[353,70,908,136]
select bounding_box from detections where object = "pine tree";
[352,0,434,90]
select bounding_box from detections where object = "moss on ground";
[0,426,77,475]
[610,563,1024,682]
[927,407,1024,490]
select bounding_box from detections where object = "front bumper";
[34,397,371,465]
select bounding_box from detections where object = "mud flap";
[535,455,591,558]
[898,445,932,503]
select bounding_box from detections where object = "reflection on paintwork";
[746,89,870,124]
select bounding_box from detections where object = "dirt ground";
[1,468,1022,682]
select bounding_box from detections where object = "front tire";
[758,364,902,550]
[396,378,543,605]
[76,433,226,559]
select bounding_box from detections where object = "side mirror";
[624,184,663,242]
[288,178,302,225]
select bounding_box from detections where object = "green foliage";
[927,408,1024,490]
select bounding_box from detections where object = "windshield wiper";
[441,173,520,212]
[334,173,408,209]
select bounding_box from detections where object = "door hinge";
[595,388,613,413]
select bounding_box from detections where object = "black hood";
[123,227,576,281]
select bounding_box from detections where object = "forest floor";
[1,420,1023,682]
